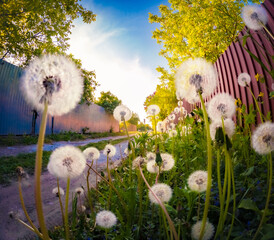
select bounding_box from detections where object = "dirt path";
[0,135,132,157]
[0,141,128,240]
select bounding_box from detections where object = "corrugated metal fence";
[0,60,119,135]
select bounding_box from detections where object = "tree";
[96,91,122,114]
[0,0,96,64]
[128,112,140,125]
[149,0,262,69]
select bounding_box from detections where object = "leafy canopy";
[0,0,96,63]
[96,91,122,114]
[128,112,140,126]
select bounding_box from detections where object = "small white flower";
[188,170,208,193]
[132,156,147,169]
[174,107,180,114]
[80,205,86,212]
[207,93,236,120]
[251,122,274,155]
[157,121,165,132]
[238,73,251,87]
[52,187,64,197]
[210,119,236,141]
[103,144,116,158]
[74,187,84,196]
[175,58,218,104]
[83,147,100,162]
[149,183,173,204]
[146,152,156,161]
[168,114,176,121]
[20,54,83,116]
[147,105,160,116]
[169,130,177,138]
[96,210,117,229]
[242,4,268,30]
[113,105,132,122]
[191,220,215,240]
[48,145,86,179]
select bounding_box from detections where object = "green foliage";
[96,91,122,114]
[0,0,96,63]
[128,112,140,126]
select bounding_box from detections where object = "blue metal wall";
[0,60,119,135]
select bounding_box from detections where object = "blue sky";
[68,0,169,122]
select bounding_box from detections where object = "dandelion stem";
[198,92,212,240]
[34,102,50,240]
[57,178,65,226]
[64,177,71,240]
[139,165,179,240]
[252,153,272,240]
[247,86,264,123]
[18,175,43,238]
[261,22,274,40]
[16,218,41,235]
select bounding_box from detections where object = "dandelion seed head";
[174,107,180,114]
[103,144,116,158]
[188,170,208,193]
[175,58,218,103]
[52,187,64,197]
[149,183,172,204]
[113,105,132,122]
[210,118,235,141]
[146,152,156,161]
[169,130,177,138]
[147,105,160,116]
[20,54,83,116]
[147,160,159,173]
[191,220,215,240]
[168,114,176,121]
[132,156,147,169]
[161,153,175,171]
[96,210,117,228]
[242,5,267,30]
[207,93,236,120]
[157,121,165,132]
[252,122,274,155]
[75,187,84,196]
[238,73,251,87]
[47,145,86,179]
[83,147,100,162]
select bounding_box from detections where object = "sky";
[68,0,169,122]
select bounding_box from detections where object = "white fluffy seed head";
[188,170,208,193]
[242,4,268,30]
[161,153,175,171]
[207,93,236,120]
[96,210,117,229]
[174,107,180,114]
[191,220,215,240]
[20,54,83,116]
[83,147,100,161]
[175,58,218,104]
[47,145,86,179]
[238,72,251,87]
[168,114,176,121]
[113,105,132,122]
[169,130,177,138]
[210,119,236,141]
[147,105,160,116]
[132,156,147,169]
[157,121,165,132]
[74,187,84,196]
[251,122,274,155]
[103,144,116,158]
[146,152,156,161]
[149,183,173,204]
[52,187,64,196]
[147,160,159,173]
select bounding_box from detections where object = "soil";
[0,139,128,240]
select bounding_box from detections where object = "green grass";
[0,138,128,185]
[0,131,129,146]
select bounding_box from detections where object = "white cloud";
[68,22,159,122]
